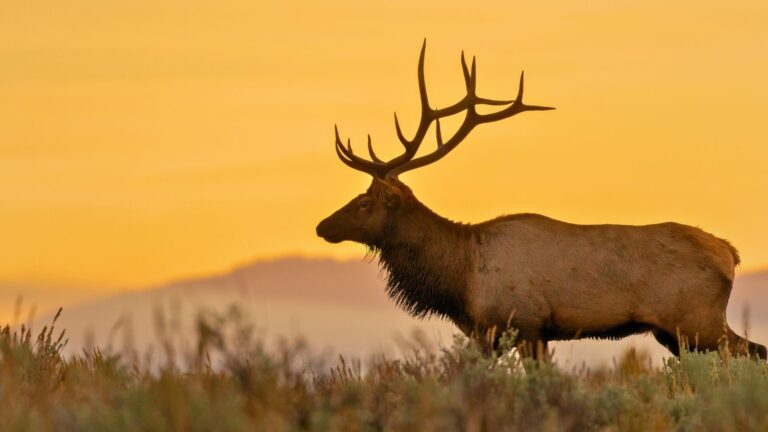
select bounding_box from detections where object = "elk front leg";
[516,330,549,362]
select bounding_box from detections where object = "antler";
[334,40,554,179]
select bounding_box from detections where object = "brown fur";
[317,178,767,360]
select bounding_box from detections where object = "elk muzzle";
[316,215,345,243]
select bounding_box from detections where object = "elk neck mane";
[367,196,473,323]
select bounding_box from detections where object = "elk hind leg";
[652,329,680,357]
[675,323,767,360]
[724,327,767,360]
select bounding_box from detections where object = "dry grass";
[1,307,767,431]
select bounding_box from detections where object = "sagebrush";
[1,308,766,431]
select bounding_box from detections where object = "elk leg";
[685,324,768,360]
[515,331,548,362]
[724,327,768,360]
[749,342,768,360]
[652,329,680,357]
[535,339,549,361]
[662,323,767,360]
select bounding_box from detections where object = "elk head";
[315,178,413,245]
[316,41,554,246]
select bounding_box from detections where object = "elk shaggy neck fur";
[370,197,472,324]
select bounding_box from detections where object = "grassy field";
[1,308,767,432]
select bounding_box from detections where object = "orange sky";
[2,1,767,292]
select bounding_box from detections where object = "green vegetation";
[1,308,767,432]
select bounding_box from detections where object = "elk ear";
[369,178,401,208]
[382,190,400,208]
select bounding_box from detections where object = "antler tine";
[367,134,384,163]
[461,51,471,91]
[393,112,409,147]
[334,125,384,177]
[417,39,430,112]
[475,97,515,106]
[394,39,433,151]
[472,71,555,124]
[459,52,478,95]
[435,118,444,148]
[334,142,359,171]
[470,56,477,93]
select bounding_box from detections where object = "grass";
[1,307,767,432]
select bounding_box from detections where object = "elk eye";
[359,200,371,210]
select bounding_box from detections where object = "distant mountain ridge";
[170,257,393,308]
[35,257,455,361]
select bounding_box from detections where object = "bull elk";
[316,42,767,360]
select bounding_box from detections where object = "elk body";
[316,43,767,360]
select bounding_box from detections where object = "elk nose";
[315,218,330,238]
[316,218,343,243]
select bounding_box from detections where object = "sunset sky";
[2,1,767,295]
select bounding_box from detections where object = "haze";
[2,1,767,298]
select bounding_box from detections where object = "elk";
[316,42,767,361]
